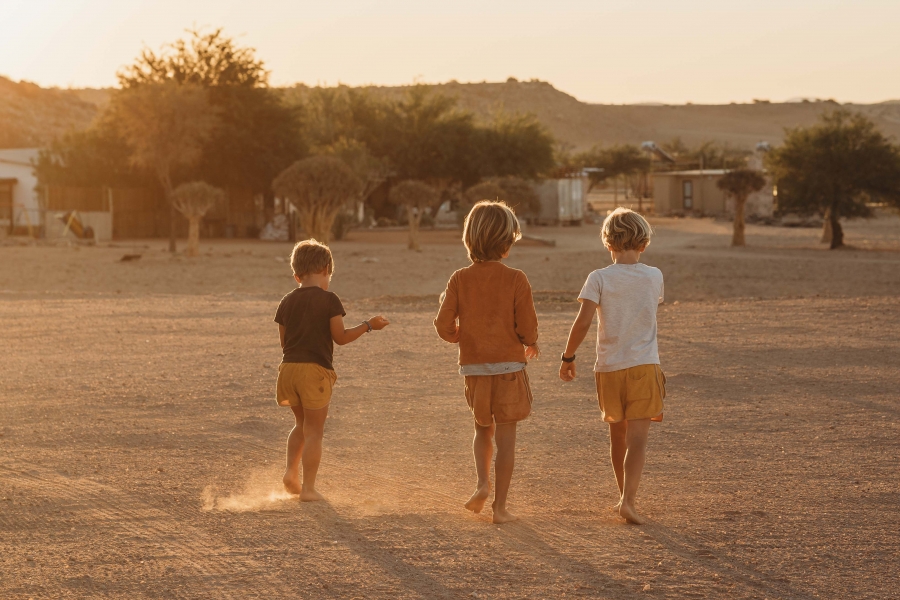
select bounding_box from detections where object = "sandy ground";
[1,215,899,599]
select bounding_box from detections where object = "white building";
[0,148,40,235]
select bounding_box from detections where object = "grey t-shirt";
[578,263,664,373]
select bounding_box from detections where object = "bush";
[331,210,357,240]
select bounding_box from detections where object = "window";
[682,180,693,209]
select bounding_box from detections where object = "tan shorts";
[464,369,533,427]
[276,362,337,410]
[594,364,665,423]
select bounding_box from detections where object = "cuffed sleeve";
[434,273,461,343]
[513,272,539,346]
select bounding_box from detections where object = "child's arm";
[514,273,539,357]
[434,275,460,343]
[559,298,597,381]
[279,324,286,349]
[330,315,389,346]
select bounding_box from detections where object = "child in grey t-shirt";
[559,208,666,525]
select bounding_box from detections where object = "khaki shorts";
[464,369,533,427]
[594,364,665,423]
[276,362,337,410]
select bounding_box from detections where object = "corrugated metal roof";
[653,169,729,176]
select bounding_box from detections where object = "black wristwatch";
[560,353,576,363]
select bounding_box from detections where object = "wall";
[0,148,40,233]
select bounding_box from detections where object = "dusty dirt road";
[2,217,899,599]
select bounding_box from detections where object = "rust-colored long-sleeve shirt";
[434,261,539,365]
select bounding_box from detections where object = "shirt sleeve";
[578,271,602,304]
[434,273,460,343]
[514,272,539,346]
[274,296,287,324]
[330,293,346,318]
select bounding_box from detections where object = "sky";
[1,0,898,105]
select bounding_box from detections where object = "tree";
[491,176,540,219]
[110,81,219,252]
[170,181,225,257]
[716,169,766,247]
[766,110,900,249]
[575,144,651,207]
[476,112,555,181]
[119,28,305,196]
[272,156,363,244]
[388,180,439,251]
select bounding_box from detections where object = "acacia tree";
[111,81,219,252]
[388,180,439,251]
[766,110,900,249]
[170,181,225,257]
[118,28,305,197]
[575,144,650,206]
[716,169,766,247]
[272,156,362,244]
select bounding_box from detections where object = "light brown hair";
[462,201,522,262]
[601,207,652,251]
[290,239,334,277]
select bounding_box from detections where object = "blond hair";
[462,201,522,262]
[601,208,652,251]
[290,239,333,277]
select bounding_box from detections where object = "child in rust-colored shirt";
[435,201,539,524]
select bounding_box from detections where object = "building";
[652,169,774,218]
[0,148,40,235]
[532,176,587,225]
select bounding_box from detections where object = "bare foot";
[299,487,325,502]
[618,502,645,525]
[464,484,491,514]
[282,472,301,495]
[492,504,519,524]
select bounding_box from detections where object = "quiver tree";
[716,169,766,247]
[110,81,219,252]
[766,110,900,249]
[170,181,225,257]
[388,180,439,251]
[273,156,363,244]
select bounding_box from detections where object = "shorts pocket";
[499,372,517,382]
[627,367,652,401]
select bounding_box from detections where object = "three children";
[274,205,664,525]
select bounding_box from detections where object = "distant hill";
[0,77,98,149]
[2,76,900,151]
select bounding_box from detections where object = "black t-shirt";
[274,286,346,370]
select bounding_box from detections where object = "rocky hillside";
[0,77,98,148]
[3,76,900,151]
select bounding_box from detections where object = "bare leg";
[619,418,651,524]
[608,421,627,508]
[299,404,329,502]
[283,406,305,495]
[492,422,518,524]
[465,421,494,513]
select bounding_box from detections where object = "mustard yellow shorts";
[276,362,337,409]
[594,364,666,423]
[464,370,533,427]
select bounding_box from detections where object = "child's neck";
[609,249,643,265]
[297,273,330,290]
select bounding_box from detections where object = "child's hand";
[559,361,576,381]
[368,316,390,330]
[524,343,540,360]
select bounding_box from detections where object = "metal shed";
[533,177,586,225]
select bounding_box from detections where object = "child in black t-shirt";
[275,239,389,501]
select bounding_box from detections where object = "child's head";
[462,201,522,262]
[601,208,652,252]
[290,239,333,279]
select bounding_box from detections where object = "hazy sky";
[1,0,898,104]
